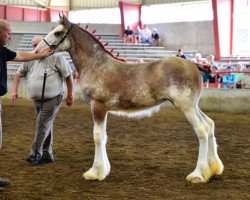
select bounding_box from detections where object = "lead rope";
[34,66,47,163]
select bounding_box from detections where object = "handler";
[0,19,53,191]
[11,36,74,166]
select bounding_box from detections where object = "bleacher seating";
[16,33,197,60]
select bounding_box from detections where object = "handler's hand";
[39,49,54,59]
[11,91,18,103]
[66,94,74,107]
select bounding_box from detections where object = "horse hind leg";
[179,104,212,183]
[198,108,224,177]
[83,102,110,181]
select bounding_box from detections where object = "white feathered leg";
[182,106,210,183]
[83,102,110,181]
[198,108,224,177]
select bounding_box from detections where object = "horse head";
[35,12,72,53]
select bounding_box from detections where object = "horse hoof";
[186,173,206,183]
[83,168,107,181]
[83,172,98,180]
[187,176,205,183]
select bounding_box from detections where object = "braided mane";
[75,24,126,62]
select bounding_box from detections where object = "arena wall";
[4,80,250,113]
[10,21,121,35]
[148,20,215,56]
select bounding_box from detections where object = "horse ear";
[59,11,70,25]
[59,11,64,24]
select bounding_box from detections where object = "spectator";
[241,65,250,89]
[209,66,222,83]
[202,73,211,84]
[151,28,161,46]
[141,25,152,44]
[233,64,244,86]
[134,25,142,44]
[176,48,187,59]
[193,53,209,83]
[123,26,134,43]
[193,53,208,64]
[11,36,74,165]
[223,67,237,89]
[207,54,218,68]
[0,19,52,192]
[136,58,143,63]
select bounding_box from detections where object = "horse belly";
[109,103,164,119]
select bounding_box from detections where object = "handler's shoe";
[26,155,42,165]
[39,157,54,164]
[26,155,54,165]
[0,187,4,192]
[0,178,11,187]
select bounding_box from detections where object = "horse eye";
[54,31,61,36]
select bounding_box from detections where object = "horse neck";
[68,27,114,74]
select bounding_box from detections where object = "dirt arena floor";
[0,99,249,200]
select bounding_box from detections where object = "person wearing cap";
[0,19,52,192]
[11,36,74,166]
[151,28,160,46]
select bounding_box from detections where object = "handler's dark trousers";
[30,94,63,159]
[0,97,2,149]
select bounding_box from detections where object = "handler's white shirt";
[18,53,71,100]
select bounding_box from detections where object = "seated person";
[209,66,222,83]
[241,65,250,89]
[176,48,187,59]
[141,25,152,44]
[233,64,244,87]
[123,26,134,43]
[192,53,208,64]
[223,67,237,89]
[207,54,218,68]
[134,25,142,44]
[136,58,143,63]
[151,28,161,46]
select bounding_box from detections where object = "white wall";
[10,21,121,35]
[148,20,215,55]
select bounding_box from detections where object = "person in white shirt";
[242,65,250,89]
[11,36,74,165]
[141,25,152,44]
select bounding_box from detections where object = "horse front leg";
[83,101,110,181]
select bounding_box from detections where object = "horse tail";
[197,64,211,74]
